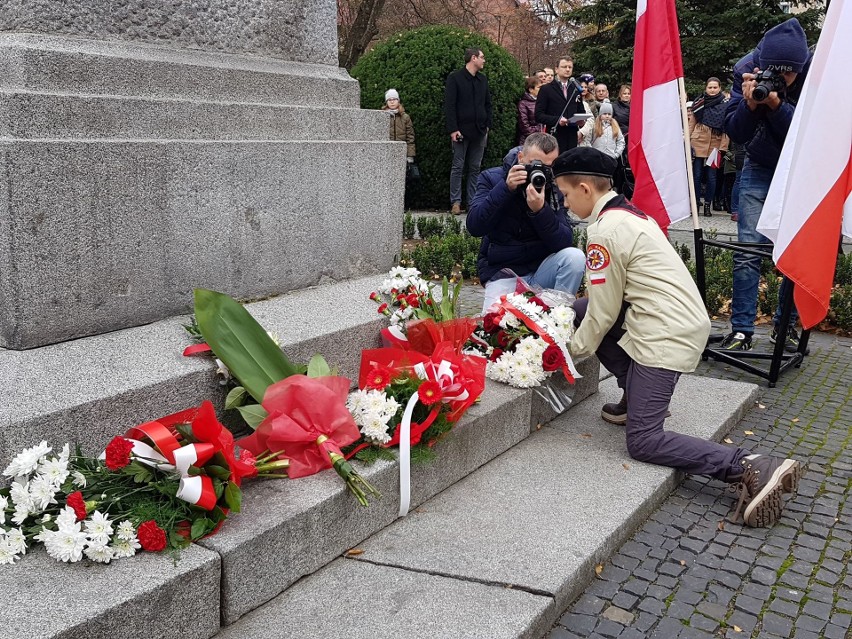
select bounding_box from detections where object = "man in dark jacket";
[444,47,493,215]
[722,18,813,354]
[534,57,586,153]
[467,132,585,312]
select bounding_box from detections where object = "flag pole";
[678,77,700,230]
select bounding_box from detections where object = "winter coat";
[612,100,630,132]
[724,40,813,170]
[444,68,492,140]
[535,79,585,153]
[689,100,729,158]
[516,92,543,145]
[383,104,416,158]
[466,147,574,284]
[590,122,625,159]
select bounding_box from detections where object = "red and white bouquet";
[472,290,578,389]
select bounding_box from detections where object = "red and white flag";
[628,0,691,233]
[758,0,852,329]
[705,148,722,169]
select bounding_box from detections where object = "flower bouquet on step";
[185,288,378,506]
[0,402,266,565]
[369,267,465,348]
[470,279,580,411]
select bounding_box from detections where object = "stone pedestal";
[0,2,403,349]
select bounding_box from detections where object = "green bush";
[697,234,734,317]
[758,273,781,319]
[835,251,852,287]
[829,284,852,332]
[351,26,524,209]
[401,228,480,280]
[403,211,415,239]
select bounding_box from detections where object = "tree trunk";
[339,0,388,69]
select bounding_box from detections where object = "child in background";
[588,100,625,159]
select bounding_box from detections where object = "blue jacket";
[724,41,813,170]
[466,148,574,284]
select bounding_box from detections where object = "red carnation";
[426,299,433,306]
[377,303,389,315]
[489,348,504,362]
[66,491,87,521]
[406,293,420,308]
[417,380,443,405]
[104,436,135,471]
[542,343,566,372]
[238,449,259,478]
[369,291,380,302]
[481,313,500,334]
[496,330,511,348]
[365,366,392,390]
[137,520,168,552]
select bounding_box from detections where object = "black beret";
[552,147,618,179]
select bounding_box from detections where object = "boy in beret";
[552,147,801,527]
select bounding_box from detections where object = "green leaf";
[440,277,453,320]
[224,482,242,513]
[236,403,268,429]
[225,386,248,410]
[205,465,231,480]
[190,518,208,540]
[128,461,153,484]
[306,354,332,378]
[193,289,301,403]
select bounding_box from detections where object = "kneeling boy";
[552,147,800,527]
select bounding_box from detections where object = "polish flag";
[628,0,691,233]
[757,0,852,329]
[705,148,722,169]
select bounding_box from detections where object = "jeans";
[572,298,750,481]
[693,157,716,205]
[731,170,742,213]
[731,159,799,333]
[450,134,487,206]
[481,247,585,313]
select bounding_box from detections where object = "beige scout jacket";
[570,192,711,372]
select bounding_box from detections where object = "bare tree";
[339,0,389,69]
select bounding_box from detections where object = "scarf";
[692,92,726,131]
[386,108,399,115]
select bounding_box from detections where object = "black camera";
[523,160,553,193]
[752,69,787,102]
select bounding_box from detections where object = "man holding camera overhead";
[721,19,813,353]
[467,132,586,313]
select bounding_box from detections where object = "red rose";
[406,293,420,308]
[137,520,168,552]
[489,348,504,362]
[417,380,443,405]
[528,296,550,311]
[542,343,566,372]
[104,436,135,471]
[481,313,500,334]
[238,449,259,478]
[496,330,511,348]
[365,366,392,390]
[66,491,87,521]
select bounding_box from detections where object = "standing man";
[594,83,610,103]
[535,57,585,153]
[543,67,555,84]
[444,47,493,215]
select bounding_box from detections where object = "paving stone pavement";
[546,322,852,639]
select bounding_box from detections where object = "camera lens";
[753,83,770,101]
[531,171,546,191]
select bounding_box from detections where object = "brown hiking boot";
[601,392,671,425]
[451,202,462,215]
[730,455,803,527]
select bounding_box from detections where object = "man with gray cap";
[722,19,813,353]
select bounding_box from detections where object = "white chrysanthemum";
[38,456,70,489]
[549,305,575,327]
[0,539,18,565]
[55,505,79,532]
[84,511,113,542]
[514,336,543,359]
[41,513,52,523]
[116,520,136,541]
[44,528,87,562]
[112,536,140,559]
[0,495,6,526]
[9,481,31,510]
[2,441,52,478]
[498,313,521,329]
[4,528,26,555]
[11,505,31,526]
[58,443,71,464]
[71,471,87,488]
[84,540,114,564]
[28,475,58,512]
[360,416,393,445]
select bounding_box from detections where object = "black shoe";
[769,326,810,355]
[730,455,802,527]
[712,198,724,211]
[720,331,753,351]
[601,392,670,425]
[703,202,712,217]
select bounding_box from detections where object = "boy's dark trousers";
[573,298,748,481]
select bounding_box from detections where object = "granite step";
[1,356,601,637]
[213,374,759,639]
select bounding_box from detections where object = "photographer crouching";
[721,19,813,353]
[466,132,585,312]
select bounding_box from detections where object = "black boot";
[703,202,712,217]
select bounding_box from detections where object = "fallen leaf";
[723,438,734,444]
[622,463,631,470]
[345,548,364,556]
[733,624,742,633]
[595,564,603,576]
[717,520,725,531]
[581,432,593,438]
[744,430,754,436]
[758,403,766,409]
[535,423,542,430]
[680,560,686,566]
[792,418,800,423]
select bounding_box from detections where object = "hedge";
[351,26,525,210]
